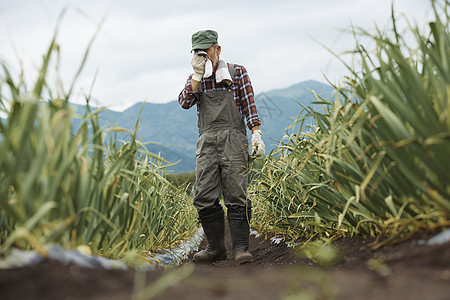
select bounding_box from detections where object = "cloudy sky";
[0,0,435,111]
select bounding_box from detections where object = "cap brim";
[190,42,214,52]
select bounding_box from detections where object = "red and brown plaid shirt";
[178,64,261,130]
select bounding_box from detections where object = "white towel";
[198,51,233,85]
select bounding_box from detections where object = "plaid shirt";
[178,64,261,130]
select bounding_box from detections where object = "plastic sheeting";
[425,229,450,246]
[137,227,204,271]
[0,228,204,270]
[0,246,127,270]
[1,228,448,270]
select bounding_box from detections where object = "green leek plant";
[250,0,450,246]
[0,22,197,260]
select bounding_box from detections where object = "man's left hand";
[251,130,265,157]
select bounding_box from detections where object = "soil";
[0,226,449,300]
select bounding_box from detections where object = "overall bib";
[193,75,250,211]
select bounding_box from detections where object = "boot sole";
[193,250,227,264]
[235,253,253,265]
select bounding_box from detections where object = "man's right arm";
[179,52,206,109]
[178,75,199,109]
[191,78,200,92]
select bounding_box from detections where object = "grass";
[249,0,450,246]
[0,20,197,262]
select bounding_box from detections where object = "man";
[178,29,265,265]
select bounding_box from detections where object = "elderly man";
[178,29,265,264]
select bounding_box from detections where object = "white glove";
[251,130,265,157]
[191,52,207,82]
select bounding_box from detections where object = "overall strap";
[228,63,236,80]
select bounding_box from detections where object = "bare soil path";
[0,228,449,300]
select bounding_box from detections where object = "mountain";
[72,80,334,173]
[257,80,334,149]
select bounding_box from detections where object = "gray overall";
[193,65,250,211]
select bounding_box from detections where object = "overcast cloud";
[0,0,434,110]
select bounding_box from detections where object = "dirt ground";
[0,226,449,300]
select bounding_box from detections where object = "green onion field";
[0,1,449,299]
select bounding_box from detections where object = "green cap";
[191,30,218,52]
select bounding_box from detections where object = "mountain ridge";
[73,80,334,173]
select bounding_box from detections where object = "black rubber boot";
[193,205,227,264]
[228,207,253,265]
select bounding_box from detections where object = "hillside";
[73,80,334,173]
